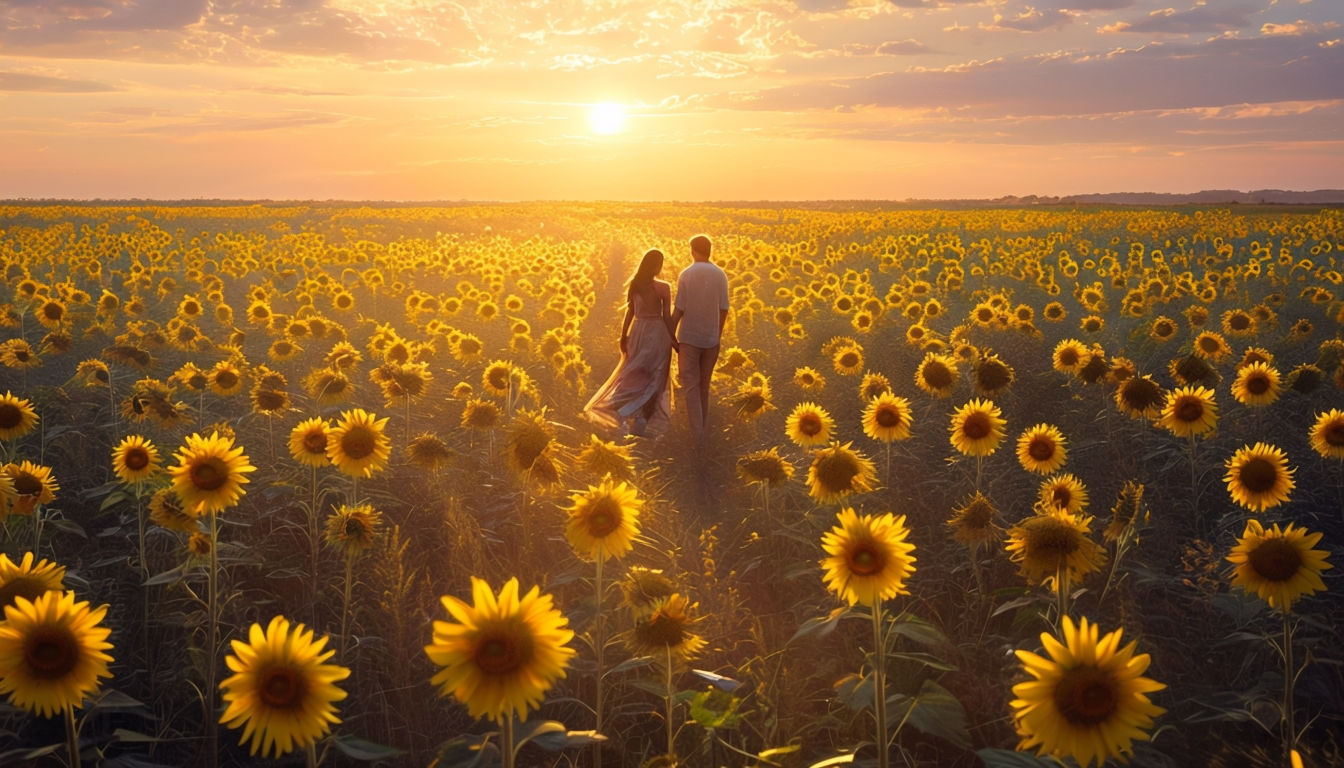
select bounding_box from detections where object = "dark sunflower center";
[303,431,328,454]
[798,414,823,436]
[341,427,376,460]
[961,413,992,440]
[344,516,369,538]
[1053,667,1120,726]
[1155,322,1173,336]
[1229,314,1250,330]
[1029,520,1079,558]
[585,497,623,538]
[258,665,307,709]
[1176,400,1204,423]
[1122,379,1163,411]
[214,371,238,389]
[42,303,62,320]
[962,501,994,527]
[976,307,994,322]
[124,448,150,470]
[639,611,689,648]
[922,363,953,389]
[1029,439,1056,462]
[1237,457,1278,493]
[876,406,901,428]
[23,626,79,680]
[0,403,21,429]
[847,544,886,576]
[1247,538,1302,582]
[839,352,859,368]
[1245,375,1270,395]
[1325,421,1344,447]
[816,453,860,492]
[1051,487,1072,508]
[474,628,533,674]
[191,458,229,491]
[0,577,50,611]
[1058,349,1080,367]
[487,370,509,390]
[13,473,42,495]
[977,362,1011,391]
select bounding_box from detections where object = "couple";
[583,234,729,442]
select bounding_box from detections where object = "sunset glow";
[1,1,1341,200]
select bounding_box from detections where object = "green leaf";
[430,735,492,768]
[807,753,856,768]
[790,605,857,645]
[897,679,971,750]
[687,688,744,729]
[528,728,606,751]
[758,743,802,766]
[143,568,186,587]
[975,747,1060,767]
[513,720,564,753]
[886,614,948,648]
[332,734,407,761]
[91,689,147,711]
[606,655,654,675]
[111,728,163,743]
[44,517,88,539]
[833,672,874,712]
[100,489,131,512]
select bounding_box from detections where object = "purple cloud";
[981,8,1074,32]
[1103,4,1258,35]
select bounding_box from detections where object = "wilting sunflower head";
[1017,424,1068,475]
[111,434,161,485]
[973,353,1015,396]
[736,447,795,487]
[1227,519,1332,613]
[949,398,1006,458]
[1114,375,1164,420]
[0,391,39,441]
[0,591,114,718]
[1159,385,1218,439]
[406,433,454,471]
[858,371,892,402]
[785,401,834,448]
[326,408,391,479]
[304,368,353,405]
[806,441,878,504]
[564,477,643,562]
[1011,615,1165,768]
[862,391,913,443]
[505,409,555,476]
[0,551,66,613]
[460,398,501,431]
[731,379,775,421]
[425,577,576,723]
[821,507,917,606]
[628,593,707,661]
[1104,480,1146,543]
[1286,363,1324,394]
[219,615,350,757]
[946,492,1003,551]
[1005,506,1106,591]
[620,566,679,614]
[169,431,255,515]
[149,488,198,533]
[74,359,110,389]
[324,504,382,557]
[915,352,959,397]
[575,434,634,482]
[1223,442,1295,512]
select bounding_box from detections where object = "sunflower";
[628,593,707,661]
[1224,442,1295,512]
[1230,362,1281,407]
[304,369,354,405]
[832,345,864,376]
[1226,519,1332,612]
[219,615,350,757]
[731,379,775,421]
[947,492,1003,550]
[858,371,891,402]
[1220,308,1256,338]
[1191,330,1231,361]
[111,435,161,485]
[425,577,575,723]
[736,446,794,487]
[148,488,198,533]
[326,409,391,479]
[1017,424,1068,475]
[785,401,834,448]
[949,398,1006,458]
[1168,353,1220,388]
[973,352,1015,396]
[208,360,245,396]
[564,477,642,561]
[1005,506,1107,590]
[1114,375,1164,420]
[0,392,38,442]
[288,417,331,469]
[5,460,59,511]
[324,504,382,557]
[914,352,959,397]
[1011,616,1165,768]
[481,360,517,397]
[1039,473,1089,515]
[406,433,455,471]
[504,408,556,479]
[73,359,110,388]
[1051,339,1088,375]
[1286,363,1324,394]
[461,398,501,431]
[1104,480,1145,543]
[862,391,913,443]
[1309,409,1344,459]
[820,507,916,606]
[793,366,826,391]
[1159,386,1217,438]
[0,552,66,612]
[168,432,255,515]
[621,567,679,614]
[806,441,878,504]
[0,591,114,717]
[1,338,42,369]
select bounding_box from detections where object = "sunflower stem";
[1282,612,1297,761]
[666,643,676,761]
[205,506,219,768]
[968,543,985,599]
[339,549,355,659]
[974,455,983,494]
[1187,434,1200,531]
[306,743,318,768]
[310,465,320,626]
[1054,565,1071,633]
[501,714,515,768]
[594,548,605,768]
[871,598,889,768]
[64,703,81,768]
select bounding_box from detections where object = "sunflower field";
[0,201,1340,768]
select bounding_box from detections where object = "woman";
[584,249,677,436]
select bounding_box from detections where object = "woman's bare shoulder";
[653,279,671,292]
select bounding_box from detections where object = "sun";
[589,102,626,135]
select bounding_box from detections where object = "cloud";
[1261,20,1341,36]
[980,7,1074,32]
[1101,4,1258,35]
[0,71,117,92]
[876,38,933,54]
[1040,0,1135,10]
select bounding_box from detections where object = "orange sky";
[1,0,1341,201]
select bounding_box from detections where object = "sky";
[1,0,1341,201]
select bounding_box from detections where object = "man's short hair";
[690,234,712,257]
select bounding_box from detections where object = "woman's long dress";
[583,289,673,435]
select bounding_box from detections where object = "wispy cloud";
[0,70,117,92]
[1101,4,1259,35]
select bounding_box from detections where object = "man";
[670,234,729,443]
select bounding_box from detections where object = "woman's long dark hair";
[627,249,663,291]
